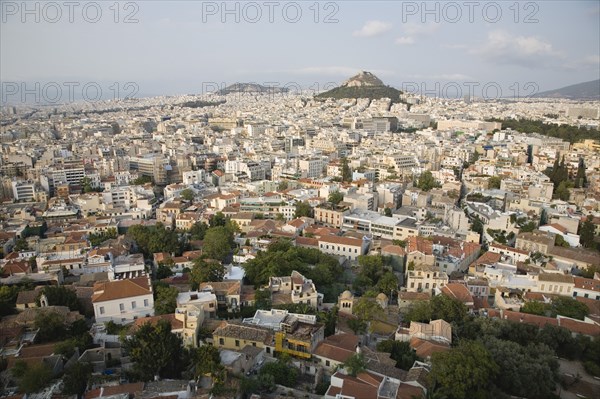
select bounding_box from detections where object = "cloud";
[394,23,439,45]
[403,23,439,36]
[562,54,600,71]
[407,73,474,81]
[395,36,414,45]
[353,20,392,38]
[471,30,563,68]
[285,66,395,77]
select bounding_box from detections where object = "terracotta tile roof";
[319,235,363,247]
[490,243,529,255]
[314,334,358,363]
[84,382,145,399]
[441,283,474,306]
[407,236,433,255]
[574,277,600,292]
[92,277,151,303]
[548,223,568,234]
[213,321,273,344]
[199,281,241,295]
[410,337,450,358]
[288,219,305,228]
[2,260,30,275]
[381,245,406,256]
[557,317,600,336]
[132,313,183,331]
[295,236,319,247]
[539,273,574,283]
[471,251,501,267]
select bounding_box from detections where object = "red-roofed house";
[92,277,154,324]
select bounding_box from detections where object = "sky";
[1,0,599,100]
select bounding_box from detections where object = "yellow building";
[213,321,274,354]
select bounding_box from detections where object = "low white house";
[92,276,154,324]
[539,224,580,247]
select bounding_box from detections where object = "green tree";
[376,340,420,371]
[487,176,501,189]
[38,286,81,312]
[554,234,570,248]
[341,157,352,182]
[430,341,498,399]
[17,363,53,394]
[470,216,483,235]
[417,171,439,191]
[122,319,186,380]
[155,262,174,280]
[574,157,587,188]
[552,296,589,320]
[294,201,313,218]
[34,311,69,343]
[81,176,94,193]
[319,306,338,337]
[154,284,179,315]
[579,215,597,249]
[188,344,223,378]
[191,257,225,287]
[384,207,393,217]
[377,271,399,296]
[260,359,298,387]
[132,175,153,185]
[202,226,234,262]
[328,191,344,206]
[353,297,384,326]
[180,188,195,201]
[278,180,289,191]
[254,288,272,310]
[189,222,209,240]
[88,228,118,246]
[342,353,367,377]
[405,295,467,324]
[14,238,29,251]
[521,301,550,316]
[62,362,93,398]
[554,180,571,201]
[347,318,368,335]
[483,337,558,399]
[209,212,227,228]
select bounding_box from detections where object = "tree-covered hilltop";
[489,118,600,143]
[315,85,405,104]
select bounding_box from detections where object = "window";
[219,338,224,345]
[326,360,330,367]
[99,306,105,315]
[131,301,136,309]
[235,340,240,347]
[119,303,125,312]
[144,299,149,307]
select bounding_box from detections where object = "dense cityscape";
[1,1,600,399]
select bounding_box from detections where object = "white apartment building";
[317,235,370,261]
[299,158,326,179]
[11,180,36,201]
[92,277,154,324]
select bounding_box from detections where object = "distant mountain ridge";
[315,71,404,103]
[532,79,600,99]
[216,83,289,95]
